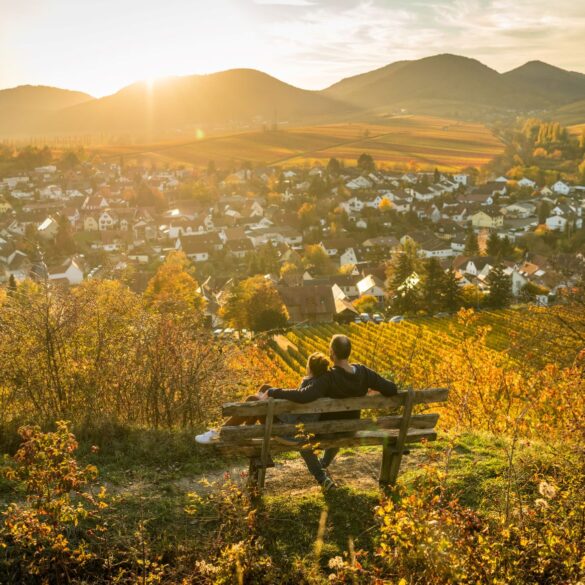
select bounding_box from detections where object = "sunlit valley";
[1,3,584,584]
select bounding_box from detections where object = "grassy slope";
[0,429,554,576]
[93,115,503,172]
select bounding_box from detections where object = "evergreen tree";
[439,269,463,312]
[388,247,421,314]
[357,153,375,173]
[464,227,479,255]
[55,215,76,256]
[7,274,17,295]
[538,201,551,225]
[434,167,441,183]
[327,158,341,176]
[499,236,514,259]
[486,264,513,308]
[486,231,501,257]
[421,257,444,314]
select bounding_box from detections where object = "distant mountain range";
[2,54,585,138]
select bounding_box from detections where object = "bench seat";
[210,387,448,492]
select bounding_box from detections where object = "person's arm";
[362,365,398,396]
[266,375,329,403]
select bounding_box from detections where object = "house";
[552,181,571,195]
[333,295,359,323]
[82,195,109,210]
[545,215,568,231]
[48,257,84,285]
[177,233,222,262]
[517,178,537,189]
[500,202,536,219]
[37,216,60,240]
[225,238,254,259]
[401,232,455,258]
[98,210,118,231]
[340,247,359,267]
[470,209,504,229]
[0,199,13,214]
[127,244,155,264]
[502,265,529,296]
[453,174,469,186]
[346,176,373,190]
[277,284,336,323]
[452,256,495,279]
[356,274,385,303]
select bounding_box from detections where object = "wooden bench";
[214,387,448,493]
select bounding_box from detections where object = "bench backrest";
[220,387,448,447]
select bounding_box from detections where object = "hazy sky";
[1,0,585,97]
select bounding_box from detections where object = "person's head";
[329,334,351,362]
[306,352,330,377]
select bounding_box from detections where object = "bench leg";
[247,458,259,491]
[379,442,391,486]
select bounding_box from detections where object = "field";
[93,115,504,172]
[257,306,584,393]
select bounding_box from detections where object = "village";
[1,154,584,325]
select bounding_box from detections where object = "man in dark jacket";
[262,334,398,490]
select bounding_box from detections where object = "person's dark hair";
[307,352,330,377]
[330,334,351,360]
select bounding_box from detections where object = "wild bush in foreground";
[0,421,108,583]
[327,453,585,585]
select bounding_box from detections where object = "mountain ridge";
[2,55,585,138]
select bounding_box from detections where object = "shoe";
[320,475,337,493]
[195,430,220,445]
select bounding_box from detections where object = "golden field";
[94,115,504,171]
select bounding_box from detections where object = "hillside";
[503,60,585,104]
[324,54,585,114]
[40,70,354,137]
[555,97,585,125]
[0,85,93,136]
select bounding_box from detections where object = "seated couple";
[196,334,398,492]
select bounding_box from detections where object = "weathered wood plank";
[215,428,437,457]
[222,388,448,417]
[219,413,439,442]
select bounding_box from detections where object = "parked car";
[388,315,404,323]
[372,313,384,324]
[359,312,371,323]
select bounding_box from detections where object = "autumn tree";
[298,202,318,229]
[303,244,336,276]
[353,295,378,314]
[144,251,204,317]
[221,275,289,332]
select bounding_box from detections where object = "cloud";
[257,0,585,88]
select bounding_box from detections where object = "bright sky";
[1,0,585,97]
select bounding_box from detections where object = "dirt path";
[173,446,429,497]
